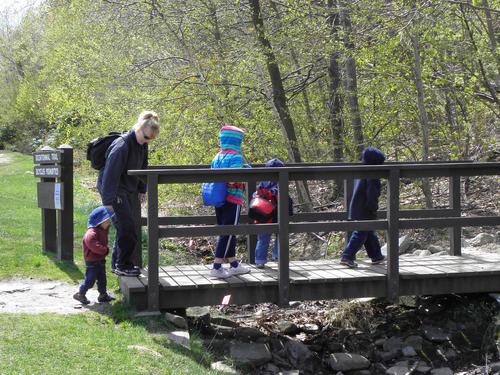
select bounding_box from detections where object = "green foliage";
[0,0,497,162]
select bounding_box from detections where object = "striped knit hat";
[219,125,244,152]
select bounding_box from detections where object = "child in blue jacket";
[340,147,386,268]
[209,125,251,279]
[254,158,293,268]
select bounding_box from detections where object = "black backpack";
[86,132,127,170]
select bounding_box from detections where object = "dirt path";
[0,151,11,165]
[0,279,112,314]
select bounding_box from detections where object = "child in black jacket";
[340,147,386,268]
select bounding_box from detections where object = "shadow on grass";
[42,251,84,282]
[84,299,216,372]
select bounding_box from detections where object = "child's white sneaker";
[209,267,230,279]
[228,263,251,276]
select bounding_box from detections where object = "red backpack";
[248,188,276,223]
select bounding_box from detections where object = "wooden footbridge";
[121,161,500,312]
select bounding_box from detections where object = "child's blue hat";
[87,206,114,228]
[265,158,285,168]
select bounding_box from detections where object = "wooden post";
[449,175,461,256]
[246,181,257,264]
[386,169,400,303]
[147,175,160,312]
[41,178,57,253]
[278,170,290,306]
[56,145,73,262]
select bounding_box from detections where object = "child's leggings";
[215,202,241,259]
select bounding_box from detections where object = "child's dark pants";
[342,230,383,261]
[215,202,241,259]
[80,260,107,295]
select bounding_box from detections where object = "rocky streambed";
[164,293,500,374]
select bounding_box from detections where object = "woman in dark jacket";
[97,111,159,276]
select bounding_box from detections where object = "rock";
[404,335,423,351]
[186,306,210,328]
[430,368,453,375]
[374,338,386,347]
[289,301,301,308]
[264,362,280,374]
[415,363,432,374]
[423,326,449,342]
[469,233,495,246]
[167,330,190,349]
[327,341,344,352]
[210,361,238,374]
[385,365,410,375]
[234,327,266,341]
[383,336,404,352]
[428,245,444,254]
[212,324,235,338]
[402,346,417,357]
[277,320,300,335]
[495,231,500,244]
[413,249,431,256]
[443,348,457,359]
[280,371,300,375]
[328,352,370,372]
[285,340,319,373]
[377,349,399,361]
[164,312,188,329]
[229,342,272,366]
[127,345,163,358]
[381,235,412,255]
[301,323,320,334]
[490,362,500,371]
[211,316,239,327]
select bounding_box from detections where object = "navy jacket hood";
[361,147,385,165]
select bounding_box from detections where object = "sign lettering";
[33,151,61,164]
[34,166,61,178]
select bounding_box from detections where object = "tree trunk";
[410,34,433,208]
[327,0,344,163]
[481,0,500,88]
[269,1,320,160]
[338,0,364,157]
[248,0,312,210]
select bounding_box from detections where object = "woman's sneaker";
[228,263,251,276]
[340,258,358,268]
[73,292,90,305]
[98,293,115,303]
[115,267,140,277]
[209,267,230,279]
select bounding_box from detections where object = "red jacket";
[82,227,109,262]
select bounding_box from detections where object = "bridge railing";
[128,161,500,312]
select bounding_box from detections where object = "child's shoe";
[73,292,90,305]
[371,256,386,265]
[340,258,358,268]
[98,293,115,303]
[228,263,251,276]
[209,267,230,279]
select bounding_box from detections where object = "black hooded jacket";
[348,147,386,220]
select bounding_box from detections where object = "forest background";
[0,0,498,208]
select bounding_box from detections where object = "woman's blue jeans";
[255,234,278,265]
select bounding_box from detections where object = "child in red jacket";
[73,206,115,305]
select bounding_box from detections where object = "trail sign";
[37,182,64,210]
[33,150,61,164]
[34,165,61,178]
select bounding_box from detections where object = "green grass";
[0,151,219,374]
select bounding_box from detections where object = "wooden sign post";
[33,145,73,262]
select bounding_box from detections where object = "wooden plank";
[120,275,146,292]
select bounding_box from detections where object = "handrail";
[129,162,500,312]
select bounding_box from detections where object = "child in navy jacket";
[73,206,115,304]
[340,147,386,268]
[254,158,293,267]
